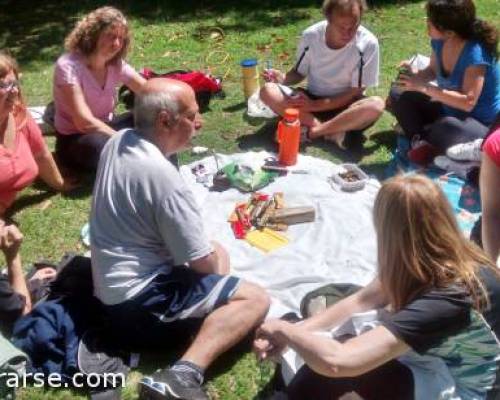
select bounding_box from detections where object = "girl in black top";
[254,174,500,400]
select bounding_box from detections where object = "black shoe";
[138,368,209,400]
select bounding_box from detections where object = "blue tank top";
[432,39,500,126]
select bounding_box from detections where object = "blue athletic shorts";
[104,267,241,349]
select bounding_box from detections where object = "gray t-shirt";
[90,129,213,305]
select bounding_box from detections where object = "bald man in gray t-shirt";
[90,79,269,400]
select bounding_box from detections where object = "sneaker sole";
[138,381,181,400]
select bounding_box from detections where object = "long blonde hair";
[64,6,130,65]
[0,51,26,125]
[374,174,495,311]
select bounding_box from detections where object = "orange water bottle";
[277,108,300,166]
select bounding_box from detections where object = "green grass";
[1,0,499,398]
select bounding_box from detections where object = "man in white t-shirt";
[90,78,269,400]
[261,0,384,148]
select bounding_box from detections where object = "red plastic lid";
[284,108,299,120]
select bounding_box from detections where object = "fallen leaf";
[256,44,272,52]
[210,31,223,40]
[38,199,52,211]
[222,132,234,140]
[162,50,180,57]
[278,51,290,61]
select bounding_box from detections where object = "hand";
[396,72,427,93]
[398,60,417,75]
[262,68,284,84]
[31,267,57,282]
[285,91,314,111]
[253,319,290,361]
[0,224,23,261]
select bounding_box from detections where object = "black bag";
[47,253,93,300]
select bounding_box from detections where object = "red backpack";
[119,68,224,112]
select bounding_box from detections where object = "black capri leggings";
[390,90,490,152]
[55,113,134,172]
[287,360,414,400]
[55,113,178,172]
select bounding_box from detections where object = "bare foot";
[324,132,346,149]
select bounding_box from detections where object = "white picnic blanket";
[180,151,380,318]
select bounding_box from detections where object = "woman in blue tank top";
[390,0,499,166]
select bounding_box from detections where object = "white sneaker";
[433,155,479,179]
[446,139,482,162]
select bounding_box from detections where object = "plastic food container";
[330,163,369,192]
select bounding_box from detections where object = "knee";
[435,116,459,127]
[236,281,270,317]
[363,96,385,119]
[260,82,279,105]
[368,96,385,115]
[432,116,460,133]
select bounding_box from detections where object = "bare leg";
[481,153,500,265]
[309,96,385,139]
[180,282,270,369]
[260,83,320,127]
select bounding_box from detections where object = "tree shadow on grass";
[236,122,387,166]
[224,101,247,113]
[0,0,317,68]
[368,129,397,150]
[361,161,391,180]
[367,0,423,7]
[361,129,397,180]
[129,332,256,396]
[5,191,56,221]
[237,120,278,153]
[4,176,94,221]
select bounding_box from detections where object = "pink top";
[0,114,48,211]
[53,53,136,135]
[483,127,500,168]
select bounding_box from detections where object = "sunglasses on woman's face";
[0,79,19,91]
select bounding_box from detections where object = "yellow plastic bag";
[245,228,289,252]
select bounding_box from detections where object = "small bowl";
[330,163,369,192]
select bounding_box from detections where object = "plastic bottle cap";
[284,108,299,120]
[241,59,258,67]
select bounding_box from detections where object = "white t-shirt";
[295,21,379,97]
[90,129,213,305]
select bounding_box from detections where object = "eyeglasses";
[0,80,19,91]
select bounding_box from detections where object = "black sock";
[171,360,205,385]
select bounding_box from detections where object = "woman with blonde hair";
[255,174,500,399]
[53,6,145,172]
[0,52,75,217]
